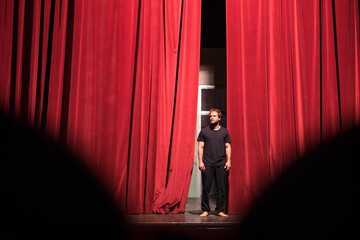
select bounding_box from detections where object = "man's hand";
[224,161,231,171]
[199,162,206,171]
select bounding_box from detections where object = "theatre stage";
[125,197,242,240]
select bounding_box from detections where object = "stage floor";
[125,197,243,240]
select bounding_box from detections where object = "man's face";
[209,111,221,125]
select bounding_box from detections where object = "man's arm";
[198,141,205,171]
[224,143,231,171]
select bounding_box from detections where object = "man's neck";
[210,123,221,130]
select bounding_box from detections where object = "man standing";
[197,108,231,217]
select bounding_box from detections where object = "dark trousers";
[201,164,227,213]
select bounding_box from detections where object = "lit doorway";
[188,82,227,198]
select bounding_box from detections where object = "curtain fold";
[0,0,201,214]
[226,0,360,214]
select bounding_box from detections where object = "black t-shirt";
[197,126,231,166]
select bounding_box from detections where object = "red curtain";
[0,0,201,214]
[226,0,360,214]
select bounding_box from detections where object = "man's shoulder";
[220,127,231,139]
[197,126,210,141]
[220,126,229,132]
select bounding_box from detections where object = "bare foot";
[200,211,209,217]
[218,212,228,217]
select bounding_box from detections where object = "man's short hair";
[209,108,223,119]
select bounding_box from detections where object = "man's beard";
[210,121,219,128]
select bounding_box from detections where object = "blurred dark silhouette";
[0,113,128,239]
[237,127,356,239]
[1,112,356,239]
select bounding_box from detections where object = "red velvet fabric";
[0,0,201,214]
[226,0,360,214]
[3,0,358,216]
